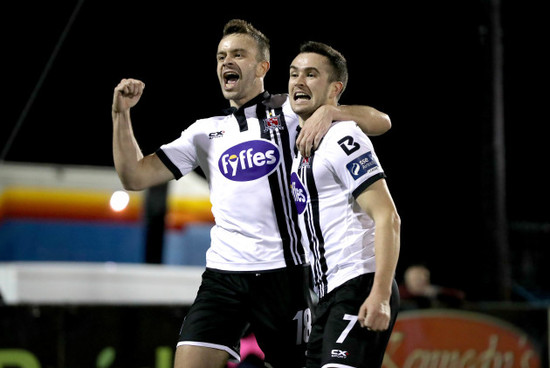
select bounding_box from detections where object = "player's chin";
[221,89,239,101]
[290,103,311,117]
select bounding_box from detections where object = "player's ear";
[257,60,270,78]
[330,81,344,100]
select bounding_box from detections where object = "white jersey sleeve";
[323,121,385,198]
[157,120,207,179]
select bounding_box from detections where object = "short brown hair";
[299,41,348,98]
[222,19,270,63]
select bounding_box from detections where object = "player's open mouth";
[223,71,240,88]
[293,92,311,101]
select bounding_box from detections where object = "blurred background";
[1,0,549,366]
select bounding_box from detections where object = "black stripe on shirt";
[156,148,183,180]
[352,172,386,199]
[300,155,329,297]
[274,106,306,265]
[258,102,306,266]
[232,91,271,132]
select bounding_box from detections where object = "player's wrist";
[324,104,343,122]
[112,105,129,115]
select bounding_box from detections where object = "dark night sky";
[2,1,549,301]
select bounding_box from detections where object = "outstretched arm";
[112,78,174,191]
[296,105,390,157]
[355,179,400,331]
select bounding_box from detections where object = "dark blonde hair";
[222,19,270,63]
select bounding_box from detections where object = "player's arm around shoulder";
[333,105,391,136]
[297,104,390,157]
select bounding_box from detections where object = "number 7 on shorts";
[336,314,358,343]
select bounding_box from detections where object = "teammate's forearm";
[334,105,391,136]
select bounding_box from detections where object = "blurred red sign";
[384,310,541,368]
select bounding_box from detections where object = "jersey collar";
[225,91,272,132]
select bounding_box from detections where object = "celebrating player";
[112,20,391,368]
[289,41,401,368]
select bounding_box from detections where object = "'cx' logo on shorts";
[331,349,349,359]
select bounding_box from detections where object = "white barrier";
[0,262,204,305]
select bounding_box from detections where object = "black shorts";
[306,273,400,368]
[178,266,312,367]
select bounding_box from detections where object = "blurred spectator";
[399,264,465,309]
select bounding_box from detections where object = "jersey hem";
[206,262,309,274]
[176,341,240,361]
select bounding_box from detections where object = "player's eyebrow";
[290,65,320,74]
[218,48,248,57]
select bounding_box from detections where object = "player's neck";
[229,81,265,109]
[230,92,264,109]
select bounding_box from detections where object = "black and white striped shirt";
[291,121,386,298]
[158,92,306,272]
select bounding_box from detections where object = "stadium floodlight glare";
[110,190,130,212]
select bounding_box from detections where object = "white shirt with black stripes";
[158,93,307,272]
[290,120,386,298]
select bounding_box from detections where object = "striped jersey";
[157,92,306,272]
[290,121,386,298]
